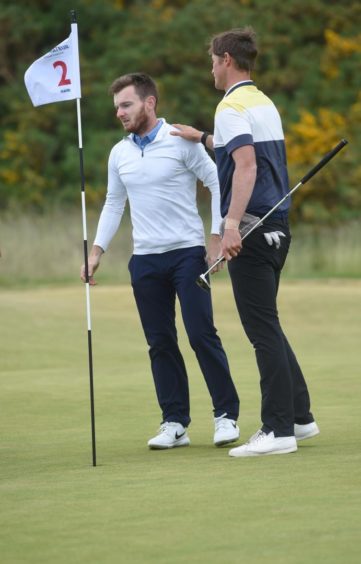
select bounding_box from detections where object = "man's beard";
[123,106,149,135]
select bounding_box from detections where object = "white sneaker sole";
[148,437,190,450]
[214,434,240,447]
[229,445,297,457]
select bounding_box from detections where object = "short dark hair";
[109,73,159,107]
[209,27,258,71]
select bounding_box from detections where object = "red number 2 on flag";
[53,60,71,86]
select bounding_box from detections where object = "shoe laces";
[214,413,234,432]
[158,422,179,435]
[247,429,266,444]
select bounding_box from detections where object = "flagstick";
[72,11,97,467]
[77,99,97,467]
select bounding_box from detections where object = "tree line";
[0,0,360,223]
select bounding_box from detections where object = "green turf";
[1,281,360,563]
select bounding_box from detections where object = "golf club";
[197,138,348,291]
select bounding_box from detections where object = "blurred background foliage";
[0,0,360,224]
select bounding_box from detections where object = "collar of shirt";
[132,119,163,149]
[224,80,254,98]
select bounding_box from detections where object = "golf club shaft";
[202,139,348,278]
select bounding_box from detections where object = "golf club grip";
[300,139,348,185]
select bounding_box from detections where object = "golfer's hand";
[80,260,98,285]
[170,124,202,143]
[221,228,242,261]
[80,246,103,285]
[206,234,224,274]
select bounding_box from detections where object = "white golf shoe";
[229,429,297,457]
[147,422,190,450]
[214,413,240,446]
[294,421,320,441]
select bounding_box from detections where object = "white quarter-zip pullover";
[94,120,222,254]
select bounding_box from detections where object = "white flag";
[24,24,81,107]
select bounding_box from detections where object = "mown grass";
[1,280,360,563]
[1,209,361,287]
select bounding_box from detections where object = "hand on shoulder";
[170,124,203,143]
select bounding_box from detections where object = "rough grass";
[1,280,360,563]
[1,209,361,286]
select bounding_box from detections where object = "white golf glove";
[263,231,286,249]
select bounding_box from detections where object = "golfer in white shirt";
[81,73,240,450]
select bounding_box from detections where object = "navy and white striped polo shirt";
[213,81,290,218]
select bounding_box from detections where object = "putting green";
[1,281,360,563]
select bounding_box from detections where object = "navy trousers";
[228,217,314,437]
[128,246,239,427]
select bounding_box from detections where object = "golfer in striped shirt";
[172,27,319,457]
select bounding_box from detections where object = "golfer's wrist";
[200,131,211,146]
[224,218,240,230]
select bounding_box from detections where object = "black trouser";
[129,247,240,427]
[228,217,314,437]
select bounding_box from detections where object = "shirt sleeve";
[93,148,128,251]
[182,142,222,235]
[215,106,254,154]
